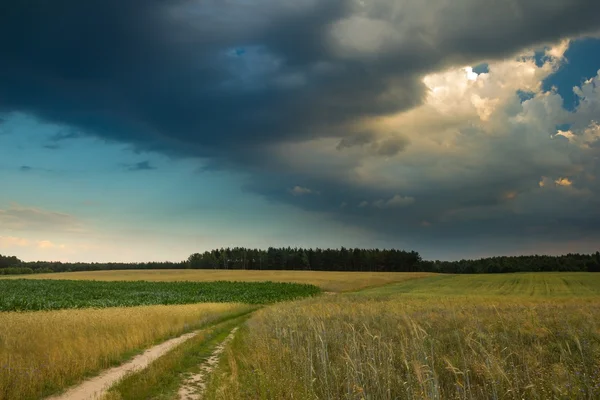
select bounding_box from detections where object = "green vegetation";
[205,273,600,399]
[104,315,249,400]
[0,254,22,269]
[0,279,320,311]
[3,249,599,274]
[0,267,33,275]
[356,272,600,298]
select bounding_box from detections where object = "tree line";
[187,247,422,272]
[1,248,599,274]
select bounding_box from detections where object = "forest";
[1,248,599,274]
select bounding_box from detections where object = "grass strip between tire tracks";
[102,313,253,400]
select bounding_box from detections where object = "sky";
[1,0,600,262]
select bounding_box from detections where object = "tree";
[0,254,23,269]
[588,251,600,272]
[299,250,311,270]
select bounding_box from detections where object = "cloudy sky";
[1,0,600,262]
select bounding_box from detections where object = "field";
[0,303,254,400]
[0,277,319,399]
[356,272,600,298]
[0,279,320,311]
[5,269,435,292]
[204,273,600,400]
[2,272,599,400]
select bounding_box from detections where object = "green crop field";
[0,279,320,311]
[355,272,600,298]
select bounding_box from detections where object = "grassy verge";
[0,303,254,400]
[204,273,600,399]
[103,314,252,400]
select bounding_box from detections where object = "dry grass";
[205,274,600,400]
[0,303,253,400]
[8,269,435,292]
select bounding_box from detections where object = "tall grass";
[0,303,253,400]
[206,297,600,399]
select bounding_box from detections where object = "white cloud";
[0,236,30,248]
[555,177,573,187]
[382,194,415,208]
[0,203,84,233]
[37,240,66,250]
[464,67,478,82]
[555,129,576,142]
[289,186,315,196]
[0,236,66,251]
[367,194,416,209]
[546,39,570,59]
[264,38,600,242]
[556,121,600,149]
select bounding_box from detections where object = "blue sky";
[0,114,384,261]
[1,1,600,262]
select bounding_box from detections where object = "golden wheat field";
[8,269,435,292]
[205,273,600,400]
[0,303,253,400]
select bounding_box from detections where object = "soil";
[178,327,239,400]
[46,330,201,400]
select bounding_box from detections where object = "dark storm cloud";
[17,165,54,173]
[336,133,376,150]
[2,0,600,251]
[2,0,600,154]
[337,132,410,156]
[42,129,85,149]
[49,130,84,142]
[122,161,156,172]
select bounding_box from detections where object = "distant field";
[356,272,600,297]
[6,269,436,292]
[0,279,319,311]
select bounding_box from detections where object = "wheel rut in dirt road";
[45,330,201,400]
[178,327,239,400]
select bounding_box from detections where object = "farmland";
[0,303,254,400]
[355,272,600,298]
[204,273,600,400]
[2,272,600,400]
[0,277,319,399]
[0,279,320,311]
[4,269,435,292]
